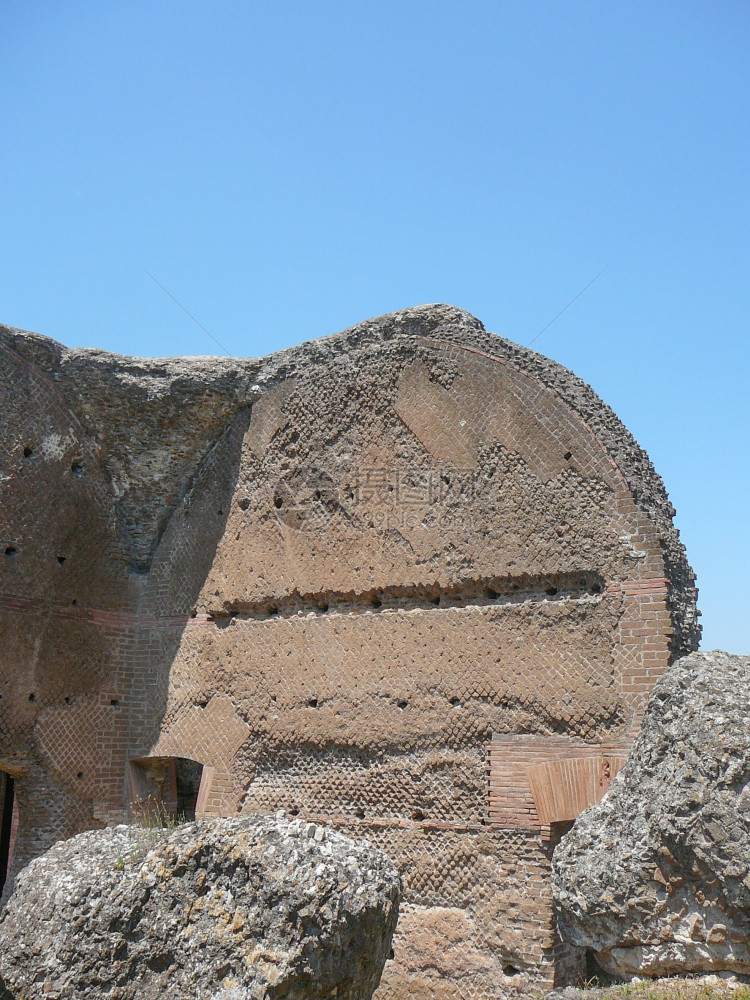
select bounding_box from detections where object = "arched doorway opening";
[0,770,18,895]
[129,757,206,825]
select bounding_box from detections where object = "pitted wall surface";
[0,305,698,995]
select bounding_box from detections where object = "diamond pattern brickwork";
[0,307,698,989]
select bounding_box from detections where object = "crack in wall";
[207,570,604,625]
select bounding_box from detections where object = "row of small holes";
[4,549,68,563]
[283,805,430,823]
[28,694,120,707]
[21,446,84,477]
[241,578,603,621]
[303,696,468,711]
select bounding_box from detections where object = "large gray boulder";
[552,650,750,979]
[0,813,401,999]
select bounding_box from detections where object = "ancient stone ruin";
[0,304,699,995]
[553,649,750,980]
[0,813,401,999]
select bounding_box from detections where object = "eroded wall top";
[0,303,699,654]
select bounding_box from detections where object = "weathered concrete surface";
[0,813,401,999]
[552,650,750,979]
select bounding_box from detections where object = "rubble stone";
[0,813,401,999]
[552,650,750,978]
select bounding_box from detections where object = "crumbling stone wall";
[0,305,698,995]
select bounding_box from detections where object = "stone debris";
[0,813,401,999]
[552,650,750,979]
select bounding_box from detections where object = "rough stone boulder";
[552,650,750,979]
[0,812,401,1000]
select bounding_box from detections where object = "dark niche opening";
[130,756,205,825]
[0,771,18,896]
[175,759,204,821]
[585,948,613,985]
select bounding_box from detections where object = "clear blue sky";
[2,1,748,652]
